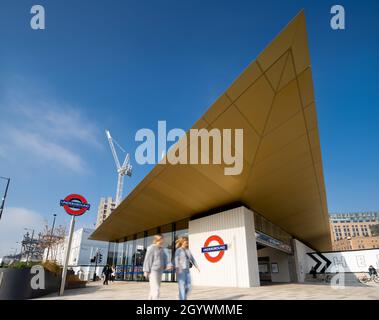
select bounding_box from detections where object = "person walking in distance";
[143,234,171,300]
[175,236,200,300]
[111,265,115,282]
[102,264,111,285]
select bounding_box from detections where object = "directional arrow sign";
[307,252,332,273]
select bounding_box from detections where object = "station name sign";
[201,244,228,253]
[60,194,90,216]
[255,231,292,254]
[202,235,228,263]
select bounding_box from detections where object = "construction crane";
[105,130,132,206]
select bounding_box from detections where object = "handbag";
[184,249,193,269]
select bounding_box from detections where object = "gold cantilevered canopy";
[91,11,331,251]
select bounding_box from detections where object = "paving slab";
[36,281,379,300]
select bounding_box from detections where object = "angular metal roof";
[90,11,331,251]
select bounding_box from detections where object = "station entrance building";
[91,11,332,287]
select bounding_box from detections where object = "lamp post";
[0,176,10,221]
[45,213,57,261]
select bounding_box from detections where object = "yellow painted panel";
[265,79,302,134]
[265,52,288,91]
[257,12,302,71]
[211,104,260,165]
[298,67,315,107]
[256,112,307,163]
[227,61,262,101]
[308,128,321,155]
[249,151,313,187]
[234,75,274,135]
[303,103,318,131]
[291,12,311,75]
[278,51,296,91]
[191,161,249,197]
[203,94,232,124]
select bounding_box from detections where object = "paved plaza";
[38,281,379,300]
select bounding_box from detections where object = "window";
[123,236,135,281]
[114,241,125,280]
[145,227,158,248]
[106,242,117,266]
[133,233,146,281]
[161,223,174,282]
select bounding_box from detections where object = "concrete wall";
[257,247,291,283]
[189,206,260,288]
[294,240,379,285]
[293,239,314,282]
[72,228,109,266]
[44,228,108,266]
[305,249,379,273]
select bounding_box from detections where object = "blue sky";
[0,0,378,255]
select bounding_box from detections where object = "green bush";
[8,261,35,269]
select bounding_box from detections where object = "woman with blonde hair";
[174,236,199,300]
[143,234,170,300]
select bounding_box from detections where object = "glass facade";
[254,211,292,247]
[106,209,294,282]
[107,218,189,282]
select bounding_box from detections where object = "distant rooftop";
[329,212,379,222]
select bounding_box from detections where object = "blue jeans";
[177,269,191,300]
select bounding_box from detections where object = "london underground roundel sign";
[201,235,228,263]
[60,194,90,216]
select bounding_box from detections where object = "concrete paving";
[37,281,379,300]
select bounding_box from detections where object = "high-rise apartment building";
[96,197,116,228]
[329,212,379,251]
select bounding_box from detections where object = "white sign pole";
[59,215,76,296]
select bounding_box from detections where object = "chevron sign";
[307,252,332,273]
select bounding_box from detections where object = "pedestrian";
[368,265,377,279]
[175,236,200,300]
[77,268,84,281]
[143,234,171,300]
[310,266,317,279]
[111,265,115,282]
[102,264,111,285]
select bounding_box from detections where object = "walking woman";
[143,234,170,300]
[175,236,200,300]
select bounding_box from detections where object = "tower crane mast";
[105,130,132,206]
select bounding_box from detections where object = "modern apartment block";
[330,212,379,251]
[96,197,116,228]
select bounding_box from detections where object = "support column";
[189,206,260,288]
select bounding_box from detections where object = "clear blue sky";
[0,0,378,254]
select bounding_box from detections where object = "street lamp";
[45,213,57,261]
[0,176,10,221]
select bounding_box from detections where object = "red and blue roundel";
[60,194,90,216]
[202,235,228,263]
